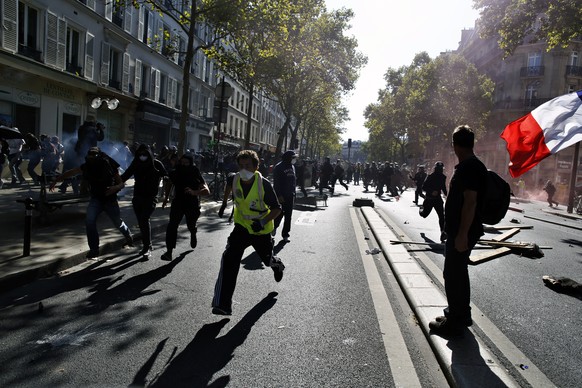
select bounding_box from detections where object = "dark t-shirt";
[121,158,167,199]
[422,172,447,197]
[81,154,120,200]
[444,156,487,240]
[168,165,206,204]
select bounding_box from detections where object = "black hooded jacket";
[168,153,206,203]
[121,144,167,199]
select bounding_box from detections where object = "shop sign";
[43,81,75,100]
[558,160,572,169]
[63,102,81,115]
[17,91,40,106]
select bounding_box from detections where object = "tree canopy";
[364,53,494,164]
[474,0,582,56]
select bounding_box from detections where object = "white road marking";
[350,208,422,387]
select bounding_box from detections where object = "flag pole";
[567,142,580,213]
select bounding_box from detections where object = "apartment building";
[0,0,285,157]
[456,23,582,199]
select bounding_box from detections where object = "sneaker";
[190,232,197,249]
[139,247,152,258]
[86,250,99,259]
[124,235,134,248]
[429,316,464,337]
[160,251,172,261]
[282,236,290,243]
[212,306,232,316]
[435,315,472,327]
[270,257,285,282]
[440,231,447,242]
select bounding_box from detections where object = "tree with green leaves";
[203,0,293,149]
[365,53,494,164]
[263,2,366,157]
[474,0,582,56]
[119,0,249,155]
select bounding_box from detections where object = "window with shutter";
[100,42,111,86]
[85,32,94,81]
[137,7,144,42]
[122,52,130,92]
[134,59,142,97]
[2,0,18,52]
[124,7,133,34]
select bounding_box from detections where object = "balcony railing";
[18,44,42,62]
[520,66,545,77]
[66,63,83,76]
[566,65,582,77]
[109,79,121,90]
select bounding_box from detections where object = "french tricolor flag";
[500,90,582,177]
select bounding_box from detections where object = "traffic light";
[348,138,352,148]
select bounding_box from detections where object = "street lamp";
[90,97,119,110]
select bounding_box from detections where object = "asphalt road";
[0,187,450,387]
[3,183,578,387]
[381,191,582,387]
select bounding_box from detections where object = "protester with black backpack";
[52,147,133,259]
[429,125,488,337]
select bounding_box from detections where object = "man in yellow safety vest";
[213,150,285,315]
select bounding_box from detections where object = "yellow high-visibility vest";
[232,171,274,235]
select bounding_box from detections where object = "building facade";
[456,23,582,200]
[0,0,284,163]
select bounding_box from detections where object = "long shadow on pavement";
[0,254,148,309]
[87,251,190,312]
[448,331,511,387]
[146,292,278,388]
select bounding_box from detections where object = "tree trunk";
[275,116,291,157]
[177,5,197,156]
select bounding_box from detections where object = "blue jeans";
[85,197,131,251]
[132,196,157,249]
[27,150,41,182]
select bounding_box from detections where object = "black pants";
[165,198,200,250]
[212,224,274,310]
[319,177,333,195]
[420,196,444,231]
[133,196,157,249]
[331,176,348,191]
[274,197,294,238]
[414,188,425,203]
[443,237,477,323]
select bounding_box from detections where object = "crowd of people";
[3,118,569,327]
[0,130,65,189]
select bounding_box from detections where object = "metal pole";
[567,141,580,213]
[23,197,33,256]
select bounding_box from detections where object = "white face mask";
[239,169,255,181]
[139,156,148,162]
[291,159,297,164]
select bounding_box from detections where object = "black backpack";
[481,170,511,225]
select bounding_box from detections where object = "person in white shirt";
[7,132,26,185]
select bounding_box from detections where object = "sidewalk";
[0,176,223,292]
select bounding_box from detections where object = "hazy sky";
[324,0,480,142]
